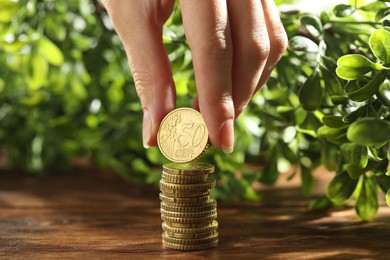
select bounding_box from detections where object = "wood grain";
[0,169,389,259]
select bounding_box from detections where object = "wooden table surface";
[0,168,389,259]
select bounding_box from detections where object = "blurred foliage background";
[1,0,390,220]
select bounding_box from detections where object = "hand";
[102,0,287,153]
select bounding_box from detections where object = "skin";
[102,0,287,153]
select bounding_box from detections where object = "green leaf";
[0,0,19,22]
[347,72,386,102]
[336,54,374,80]
[351,144,368,168]
[327,172,359,204]
[300,14,323,39]
[333,4,356,17]
[317,126,348,145]
[376,173,390,193]
[345,163,365,179]
[260,145,279,184]
[387,188,390,207]
[322,116,347,128]
[28,54,48,90]
[360,2,387,12]
[301,166,314,197]
[288,36,319,52]
[308,195,335,211]
[355,176,378,221]
[369,28,390,63]
[378,80,390,107]
[321,143,340,171]
[376,7,390,22]
[347,118,390,144]
[342,105,366,124]
[299,68,323,111]
[39,37,64,66]
[368,146,383,161]
[321,65,343,96]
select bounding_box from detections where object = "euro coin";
[160,208,217,219]
[162,232,218,245]
[159,193,210,206]
[161,213,217,224]
[160,191,210,198]
[160,199,216,213]
[162,240,218,251]
[163,162,214,175]
[164,230,217,239]
[159,179,216,193]
[157,108,209,163]
[162,220,218,234]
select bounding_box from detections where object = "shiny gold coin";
[161,208,217,219]
[159,193,210,206]
[162,240,218,251]
[161,213,217,224]
[162,220,218,234]
[162,232,218,245]
[160,190,210,198]
[163,162,215,175]
[164,221,214,228]
[165,230,217,239]
[160,199,216,213]
[161,176,208,184]
[157,108,209,163]
[160,179,216,193]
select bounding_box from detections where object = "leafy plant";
[287,0,390,220]
[1,0,389,220]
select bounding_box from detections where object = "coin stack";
[159,162,219,251]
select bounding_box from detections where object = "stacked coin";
[159,162,218,251]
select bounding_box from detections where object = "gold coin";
[160,179,216,193]
[159,193,209,206]
[162,240,218,251]
[157,108,209,163]
[161,213,217,224]
[161,208,217,219]
[163,221,214,228]
[160,191,210,198]
[161,175,209,184]
[164,230,217,239]
[162,232,218,245]
[163,162,215,175]
[160,199,216,213]
[162,220,218,234]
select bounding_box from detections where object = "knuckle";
[271,28,288,54]
[246,36,271,68]
[132,70,152,106]
[217,94,235,119]
[195,27,233,59]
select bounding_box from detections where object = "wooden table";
[0,169,389,259]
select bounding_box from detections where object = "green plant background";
[1,0,390,220]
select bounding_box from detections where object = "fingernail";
[142,110,151,149]
[220,119,234,154]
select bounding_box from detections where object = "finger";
[192,96,200,112]
[227,0,269,117]
[256,0,288,90]
[103,0,176,148]
[179,0,235,153]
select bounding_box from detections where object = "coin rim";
[160,199,216,213]
[162,240,218,251]
[162,220,218,234]
[163,162,214,174]
[162,231,219,245]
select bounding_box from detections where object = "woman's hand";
[102,0,287,153]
